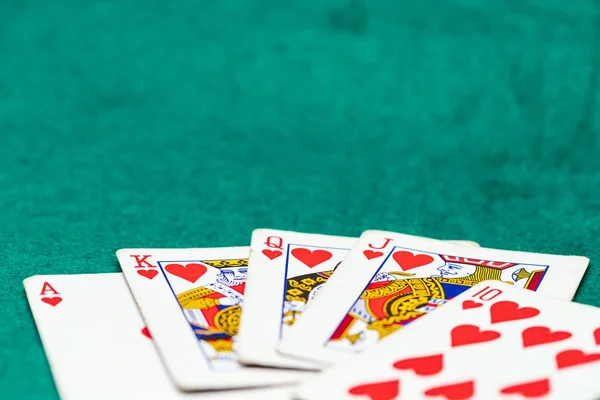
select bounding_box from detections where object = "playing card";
[116,247,309,391]
[294,280,600,399]
[278,230,589,366]
[235,230,356,369]
[236,229,480,369]
[24,273,292,400]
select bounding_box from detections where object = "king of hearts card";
[163,257,248,367]
[119,247,306,390]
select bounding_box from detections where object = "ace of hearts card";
[235,229,480,369]
[116,247,309,391]
[23,273,292,400]
[293,280,600,400]
[278,230,589,366]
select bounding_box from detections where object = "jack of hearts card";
[236,229,479,369]
[278,230,589,366]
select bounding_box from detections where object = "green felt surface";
[1,0,599,398]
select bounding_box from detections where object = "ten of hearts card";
[293,280,600,399]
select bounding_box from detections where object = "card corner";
[23,275,42,287]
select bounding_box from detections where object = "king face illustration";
[168,258,247,368]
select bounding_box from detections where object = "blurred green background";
[1,1,599,398]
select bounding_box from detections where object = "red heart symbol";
[451,324,501,347]
[348,379,400,400]
[41,297,62,307]
[291,248,332,268]
[522,326,572,348]
[363,250,384,260]
[393,353,443,376]
[490,301,540,324]
[556,349,600,370]
[500,378,550,397]
[392,251,434,271]
[594,327,600,345]
[462,300,483,310]
[165,263,207,283]
[141,327,152,339]
[137,269,158,280]
[424,380,474,400]
[262,249,282,260]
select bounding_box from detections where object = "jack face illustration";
[326,250,548,351]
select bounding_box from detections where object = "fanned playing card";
[24,273,292,400]
[236,229,479,369]
[294,280,600,399]
[236,229,357,369]
[279,230,589,366]
[116,247,309,391]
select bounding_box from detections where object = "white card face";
[116,247,311,390]
[278,230,589,366]
[294,281,600,400]
[235,230,357,369]
[23,273,292,400]
[235,229,480,369]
